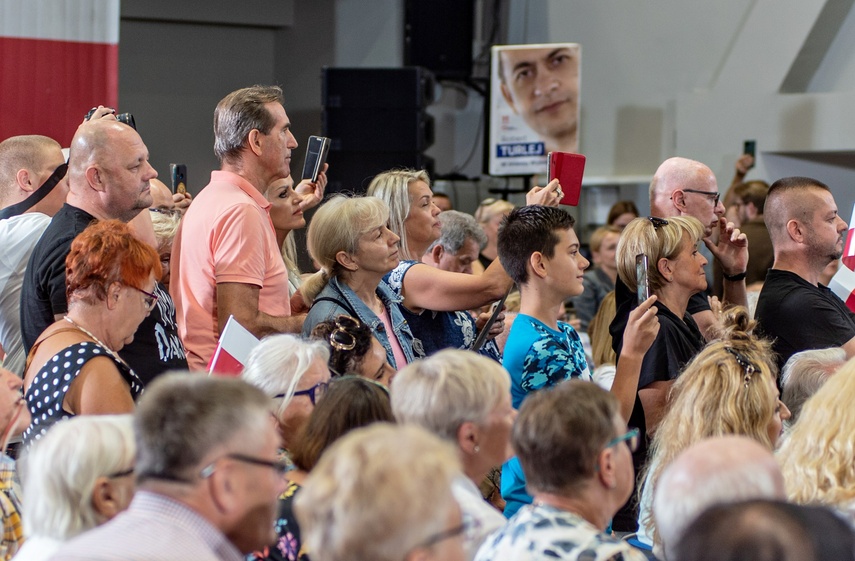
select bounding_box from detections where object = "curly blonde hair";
[777,356,855,508]
[640,307,779,545]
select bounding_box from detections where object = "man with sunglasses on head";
[53,374,287,561]
[20,111,188,386]
[0,135,68,377]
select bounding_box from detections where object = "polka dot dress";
[22,342,143,447]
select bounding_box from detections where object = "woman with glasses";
[392,350,516,560]
[21,220,158,446]
[241,334,331,452]
[366,170,560,360]
[636,306,790,556]
[16,415,135,561]
[309,315,396,386]
[301,196,415,369]
[475,380,646,561]
[250,376,394,561]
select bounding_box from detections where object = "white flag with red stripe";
[208,316,260,377]
[0,0,119,144]
[828,203,855,310]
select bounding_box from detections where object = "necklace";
[63,316,129,368]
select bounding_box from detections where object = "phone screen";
[636,254,650,305]
[743,140,756,164]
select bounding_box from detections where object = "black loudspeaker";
[322,67,436,195]
[404,0,474,80]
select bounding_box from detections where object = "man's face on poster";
[499,46,579,152]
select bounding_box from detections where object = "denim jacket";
[303,275,415,368]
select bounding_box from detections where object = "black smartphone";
[636,254,650,305]
[170,164,187,195]
[301,136,331,182]
[743,140,756,168]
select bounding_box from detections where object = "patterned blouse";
[248,481,308,561]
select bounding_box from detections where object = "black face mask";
[0,163,68,220]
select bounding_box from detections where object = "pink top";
[171,170,290,371]
[378,304,408,369]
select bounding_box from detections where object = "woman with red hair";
[22,220,161,446]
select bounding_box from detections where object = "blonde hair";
[641,307,778,545]
[589,225,621,254]
[474,198,515,225]
[295,424,461,561]
[616,216,704,293]
[589,291,617,368]
[391,350,510,442]
[366,168,431,261]
[281,230,302,293]
[301,196,389,304]
[777,355,855,508]
[149,210,181,253]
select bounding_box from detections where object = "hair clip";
[725,347,757,388]
[648,216,669,229]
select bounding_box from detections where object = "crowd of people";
[0,83,854,561]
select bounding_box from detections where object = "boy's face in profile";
[542,227,589,298]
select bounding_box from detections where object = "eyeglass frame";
[275,381,329,405]
[417,520,474,550]
[107,466,135,479]
[605,427,640,453]
[128,285,159,311]
[199,453,290,479]
[679,189,721,206]
[148,207,182,218]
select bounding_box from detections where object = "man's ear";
[429,244,445,266]
[500,83,518,115]
[85,165,105,193]
[671,190,687,212]
[786,219,806,244]
[15,168,35,193]
[529,251,548,280]
[336,250,358,272]
[596,448,618,490]
[247,128,264,157]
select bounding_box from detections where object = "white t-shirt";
[0,212,51,375]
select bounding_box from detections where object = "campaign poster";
[488,43,581,176]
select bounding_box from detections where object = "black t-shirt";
[21,204,96,352]
[756,269,855,373]
[20,204,187,384]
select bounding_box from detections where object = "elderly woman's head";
[391,350,514,479]
[616,215,705,294]
[310,315,396,386]
[23,415,135,541]
[241,334,331,448]
[295,424,465,561]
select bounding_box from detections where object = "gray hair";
[213,85,284,165]
[653,436,785,561]
[295,424,460,561]
[781,347,845,424]
[367,168,431,261]
[426,210,487,254]
[22,415,135,540]
[241,334,330,418]
[135,373,271,483]
[391,350,509,442]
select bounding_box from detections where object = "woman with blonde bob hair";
[637,307,791,554]
[295,424,466,561]
[301,196,415,368]
[391,350,514,559]
[777,355,855,522]
[17,415,135,561]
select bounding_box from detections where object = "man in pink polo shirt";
[171,85,309,370]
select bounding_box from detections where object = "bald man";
[653,436,786,561]
[21,118,187,384]
[0,135,68,375]
[755,176,855,372]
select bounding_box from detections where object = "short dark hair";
[497,205,575,285]
[607,200,639,226]
[675,500,855,561]
[512,380,619,495]
[135,374,271,483]
[291,377,393,471]
[733,181,769,213]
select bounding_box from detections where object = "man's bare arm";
[217,282,305,338]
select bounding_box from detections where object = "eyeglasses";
[107,466,134,479]
[200,453,290,479]
[725,347,757,388]
[329,315,360,351]
[129,285,158,311]
[648,216,669,230]
[276,381,329,405]
[478,197,499,208]
[149,207,181,218]
[418,520,473,549]
[605,427,640,453]
[681,189,721,206]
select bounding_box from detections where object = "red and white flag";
[207,316,260,377]
[0,0,119,144]
[828,203,855,311]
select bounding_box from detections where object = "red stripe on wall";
[0,36,118,145]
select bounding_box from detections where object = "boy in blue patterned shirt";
[497,205,591,516]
